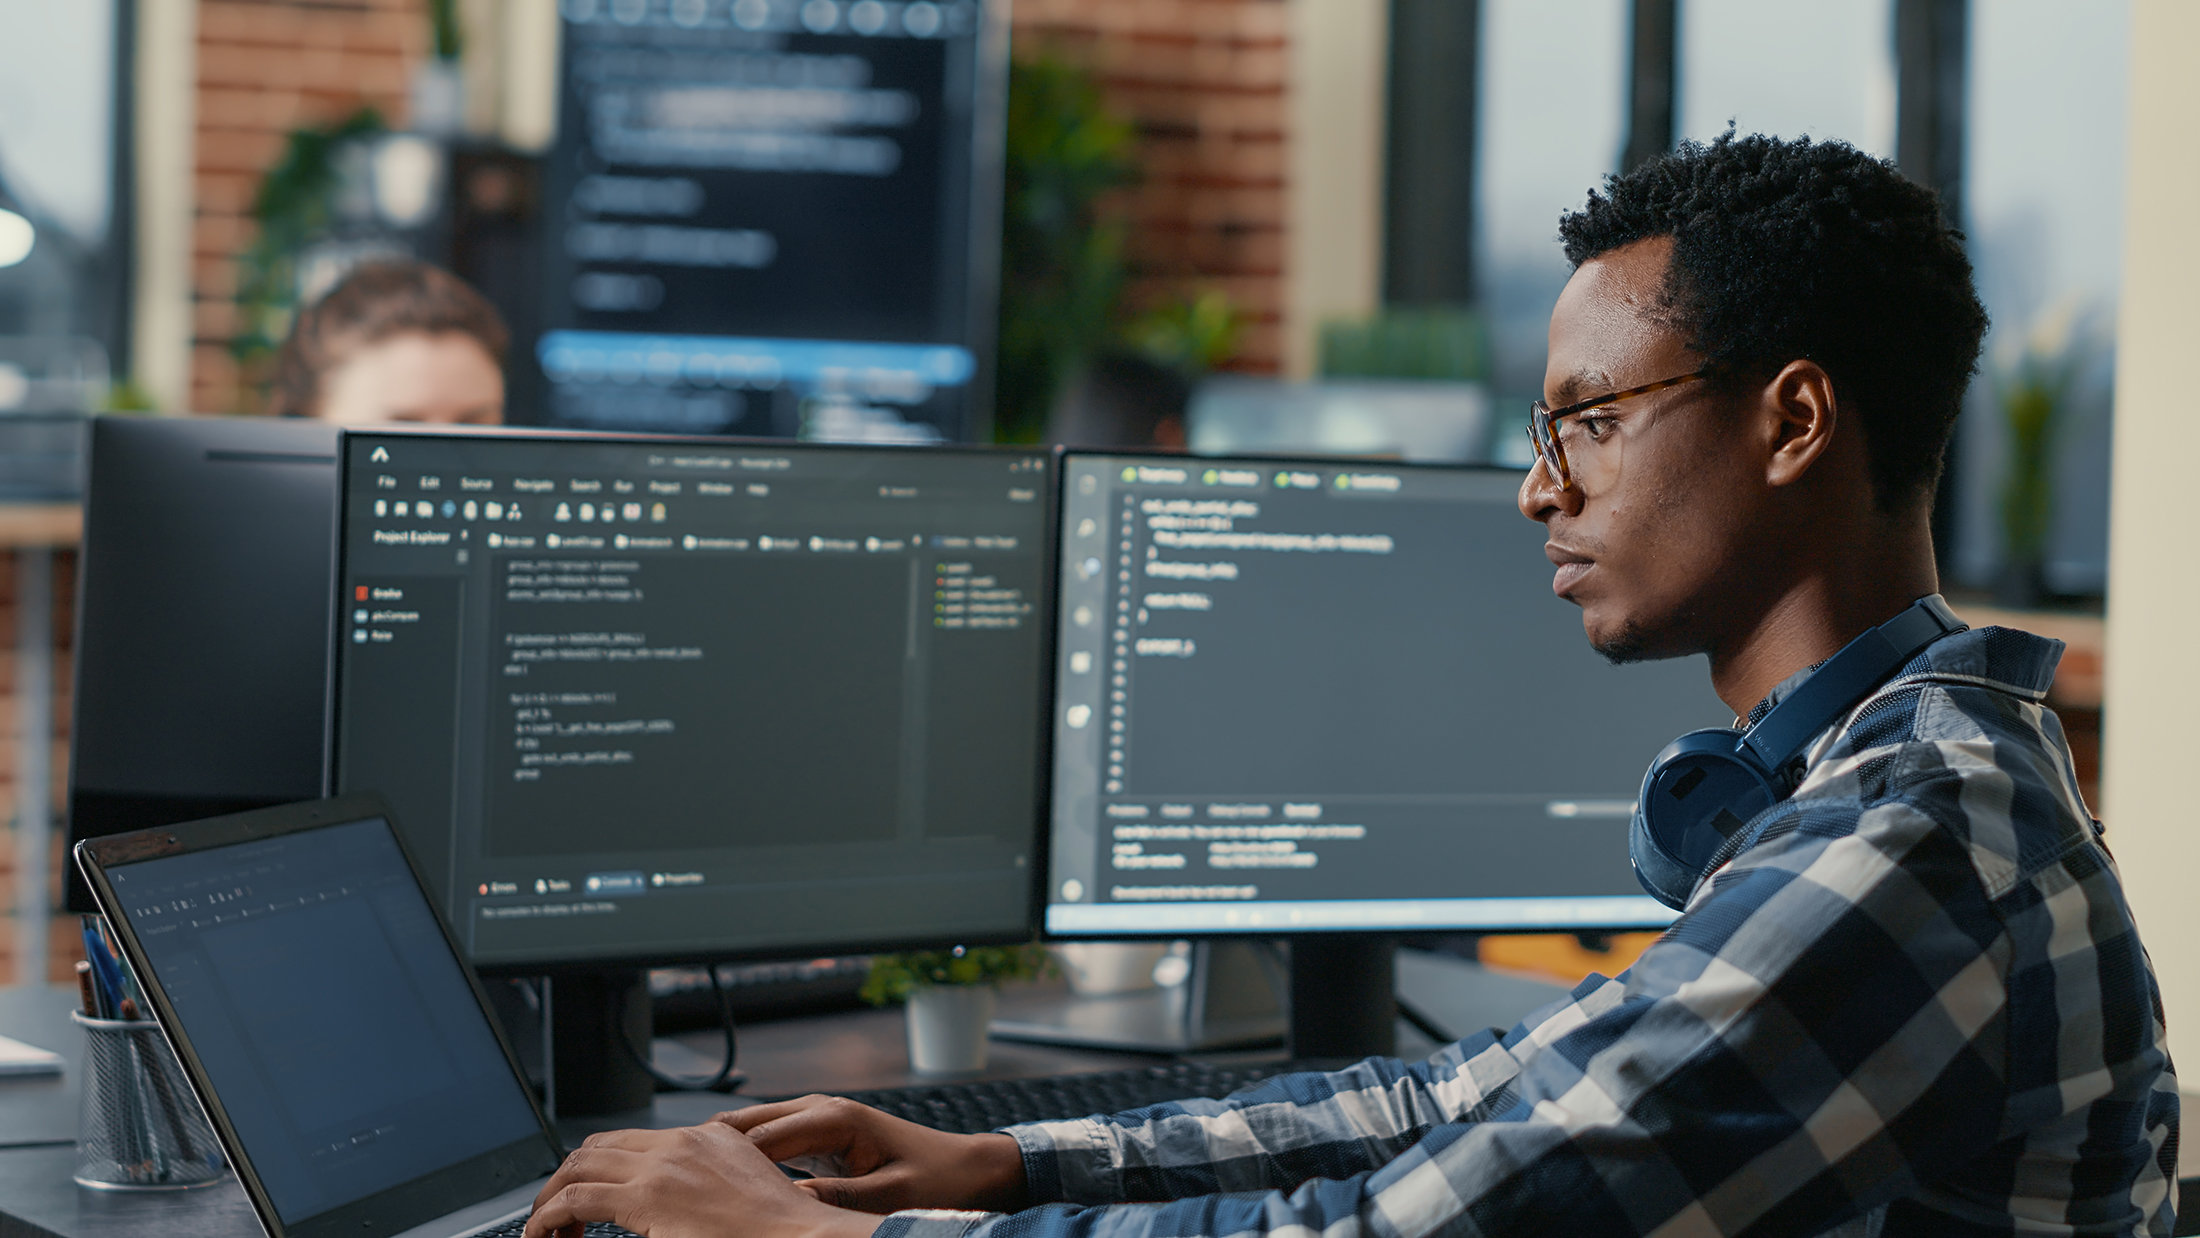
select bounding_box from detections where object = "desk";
[0,989,81,1153]
[8,966,2190,1237]
[0,981,1199,1238]
[0,954,1578,1235]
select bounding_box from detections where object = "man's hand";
[523,1121,881,1238]
[720,1095,1029,1215]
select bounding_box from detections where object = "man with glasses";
[528,134,2177,1238]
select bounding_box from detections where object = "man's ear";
[1760,359,1838,488]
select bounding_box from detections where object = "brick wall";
[1009,0,1291,374]
[181,0,1289,407]
[189,0,426,415]
[0,549,77,986]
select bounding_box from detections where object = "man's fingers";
[523,1180,631,1238]
[716,1095,835,1131]
[739,1098,882,1161]
[527,1141,649,1230]
[579,1126,677,1152]
[557,1145,649,1184]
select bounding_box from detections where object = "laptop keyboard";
[475,1219,637,1238]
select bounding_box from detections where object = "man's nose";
[1517,455,1580,523]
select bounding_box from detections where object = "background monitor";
[533,0,1006,442]
[1046,451,1730,940]
[66,414,339,912]
[328,429,1052,974]
[1186,376,1497,465]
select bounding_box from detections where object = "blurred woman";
[268,258,508,425]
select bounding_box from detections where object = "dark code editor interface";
[335,433,1049,967]
[1047,454,1727,935]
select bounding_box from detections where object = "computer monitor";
[1044,452,1729,1052]
[66,414,340,912]
[534,0,1006,442]
[328,428,1051,1107]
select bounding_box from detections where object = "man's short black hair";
[1559,131,1988,512]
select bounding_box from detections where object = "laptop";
[75,794,635,1238]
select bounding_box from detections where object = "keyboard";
[477,1218,636,1237]
[818,1060,1314,1134]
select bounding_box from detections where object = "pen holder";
[71,1011,226,1191]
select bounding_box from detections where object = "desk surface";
[0,981,1213,1238]
[0,988,87,1151]
[10,964,2184,1237]
[0,955,1567,1236]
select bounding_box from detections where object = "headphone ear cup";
[1631,731,1787,910]
[1629,803,1703,911]
[1627,597,1961,913]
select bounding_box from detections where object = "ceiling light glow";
[0,209,33,269]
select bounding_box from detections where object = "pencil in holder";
[71,1010,226,1191]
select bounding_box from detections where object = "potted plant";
[993,52,1138,443]
[1992,304,2095,609]
[862,944,1051,1073]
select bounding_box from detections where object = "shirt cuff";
[874,1209,995,1238]
[1007,1118,1117,1205]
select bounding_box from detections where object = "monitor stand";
[990,942,1288,1053]
[501,970,755,1119]
[1286,934,1396,1059]
[543,970,658,1117]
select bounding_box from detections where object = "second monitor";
[1047,452,1730,938]
[330,431,1053,974]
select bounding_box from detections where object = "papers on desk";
[0,1033,63,1077]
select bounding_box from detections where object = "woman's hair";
[267,259,509,418]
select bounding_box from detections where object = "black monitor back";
[65,415,339,910]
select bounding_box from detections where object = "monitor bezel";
[326,426,1059,975]
[1039,446,1680,941]
[66,413,341,913]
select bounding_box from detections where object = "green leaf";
[860,942,1056,1005]
[229,107,386,388]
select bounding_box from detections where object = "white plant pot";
[905,985,997,1074]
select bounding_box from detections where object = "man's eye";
[1578,414,1618,441]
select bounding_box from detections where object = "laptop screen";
[103,815,547,1226]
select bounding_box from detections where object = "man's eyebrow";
[1549,369,1614,409]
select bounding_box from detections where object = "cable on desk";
[1394,996,1456,1047]
[619,964,743,1093]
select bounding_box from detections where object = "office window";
[1676,0,1896,157]
[1472,0,1629,432]
[1953,0,2128,595]
[0,0,126,364]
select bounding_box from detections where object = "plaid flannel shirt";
[875,626,2178,1238]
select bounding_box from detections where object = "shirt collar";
[1740,623,2065,729]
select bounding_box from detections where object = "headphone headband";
[1629,595,1968,911]
[1739,595,1966,770]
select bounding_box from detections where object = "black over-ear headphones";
[1629,594,1967,910]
